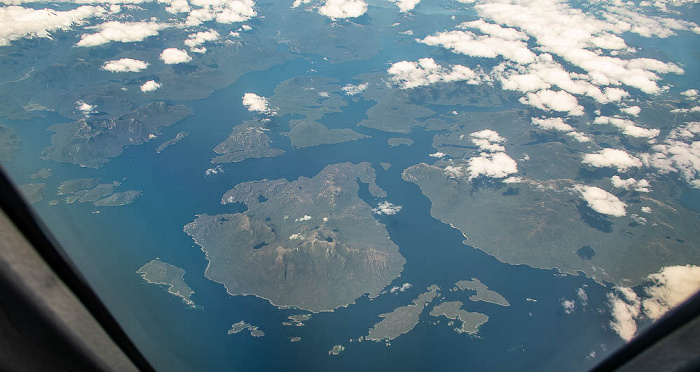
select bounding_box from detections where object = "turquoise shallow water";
[2,54,626,371]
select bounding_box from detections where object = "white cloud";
[608,265,700,341]
[205,165,224,176]
[318,0,367,19]
[582,148,643,172]
[185,0,257,26]
[0,5,107,47]
[342,82,368,95]
[242,93,275,115]
[76,21,163,47]
[561,299,575,314]
[468,152,518,179]
[295,215,312,222]
[429,152,445,158]
[102,58,149,72]
[593,116,660,139]
[471,129,505,152]
[388,58,482,89]
[577,288,588,306]
[531,117,574,132]
[289,233,304,240]
[76,100,95,114]
[576,185,627,217]
[621,106,641,116]
[611,176,651,193]
[184,29,219,51]
[648,122,700,187]
[372,201,402,215]
[458,19,528,41]
[389,283,413,293]
[681,89,698,99]
[392,0,419,12]
[608,287,641,341]
[643,265,700,320]
[474,0,685,94]
[160,48,192,64]
[641,206,652,213]
[140,80,161,92]
[519,90,584,116]
[419,30,536,65]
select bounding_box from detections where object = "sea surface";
[1,51,629,371]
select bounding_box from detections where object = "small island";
[455,278,510,307]
[388,138,414,147]
[57,178,140,207]
[137,259,195,307]
[228,321,265,337]
[18,183,45,204]
[212,120,284,164]
[429,301,489,335]
[328,344,345,356]
[366,285,440,342]
[157,131,189,153]
[29,168,52,179]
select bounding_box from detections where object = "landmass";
[388,138,414,147]
[290,337,301,342]
[184,162,405,312]
[58,178,140,207]
[380,162,391,171]
[228,321,265,337]
[270,76,369,148]
[366,285,440,342]
[429,301,489,335]
[285,314,311,326]
[29,168,52,179]
[156,131,189,153]
[0,125,19,162]
[328,345,345,356]
[42,102,192,168]
[455,278,510,307]
[137,259,195,307]
[18,183,45,204]
[402,164,700,286]
[212,120,284,163]
[286,119,369,148]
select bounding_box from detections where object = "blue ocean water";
[0,50,628,372]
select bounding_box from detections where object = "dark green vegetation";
[212,120,283,163]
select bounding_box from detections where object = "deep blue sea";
[1,49,629,371]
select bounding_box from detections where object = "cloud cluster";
[184,29,219,53]
[295,215,312,222]
[392,0,420,12]
[102,58,149,72]
[388,58,482,89]
[389,283,412,293]
[611,176,650,193]
[0,5,106,46]
[531,117,590,142]
[561,299,575,314]
[77,21,163,47]
[582,148,643,172]
[318,0,367,19]
[160,48,192,64]
[647,122,700,188]
[520,89,584,116]
[372,201,402,215]
[576,185,627,217]
[464,129,518,179]
[342,82,368,95]
[419,30,535,65]
[185,0,257,26]
[242,93,275,115]
[140,80,161,92]
[609,265,700,341]
[76,100,95,115]
[593,116,660,139]
[205,165,224,176]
